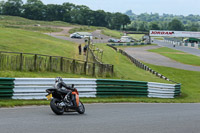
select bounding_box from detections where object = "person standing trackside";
[83,45,87,55]
[78,44,82,55]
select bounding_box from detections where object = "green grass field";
[68,26,103,34]
[0,15,72,26]
[148,47,200,66]
[0,27,84,59]
[101,29,122,38]
[153,37,164,40]
[145,63,200,102]
[0,70,93,78]
[0,15,73,32]
[127,34,144,40]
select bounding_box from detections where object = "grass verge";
[148,47,200,66]
[0,15,73,33]
[101,29,122,38]
[145,63,200,102]
[68,26,102,34]
[0,27,85,60]
[127,34,144,40]
[95,43,170,83]
[0,70,93,78]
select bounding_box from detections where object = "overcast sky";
[22,0,200,16]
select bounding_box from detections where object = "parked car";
[70,32,93,39]
[70,33,83,39]
[108,38,120,43]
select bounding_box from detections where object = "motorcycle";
[46,81,85,115]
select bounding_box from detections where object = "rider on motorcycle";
[54,77,74,105]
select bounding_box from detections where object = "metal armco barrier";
[147,82,181,98]
[0,78,181,99]
[13,78,97,99]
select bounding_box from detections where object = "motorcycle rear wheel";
[50,98,64,115]
[77,101,85,114]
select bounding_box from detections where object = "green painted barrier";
[0,78,15,99]
[134,43,138,45]
[96,79,148,97]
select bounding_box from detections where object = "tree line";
[0,0,131,30]
[125,10,200,31]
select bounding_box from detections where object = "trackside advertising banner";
[150,30,200,38]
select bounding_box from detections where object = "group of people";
[78,44,88,55]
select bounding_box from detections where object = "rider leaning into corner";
[54,77,74,106]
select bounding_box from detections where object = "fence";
[0,78,181,99]
[86,43,114,77]
[0,51,113,77]
[107,44,179,84]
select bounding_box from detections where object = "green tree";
[45,4,65,21]
[2,0,23,16]
[0,1,4,14]
[92,10,107,27]
[108,13,130,30]
[121,14,131,30]
[149,22,160,30]
[158,21,168,30]
[168,19,185,31]
[62,2,75,23]
[185,22,199,31]
[138,21,148,31]
[22,0,45,20]
[70,5,92,25]
[126,21,138,31]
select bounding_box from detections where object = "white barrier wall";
[164,39,200,49]
[13,78,97,99]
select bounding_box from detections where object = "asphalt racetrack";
[1,103,200,133]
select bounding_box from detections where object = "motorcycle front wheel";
[50,98,64,115]
[77,101,85,114]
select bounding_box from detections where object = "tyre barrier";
[0,78,181,99]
